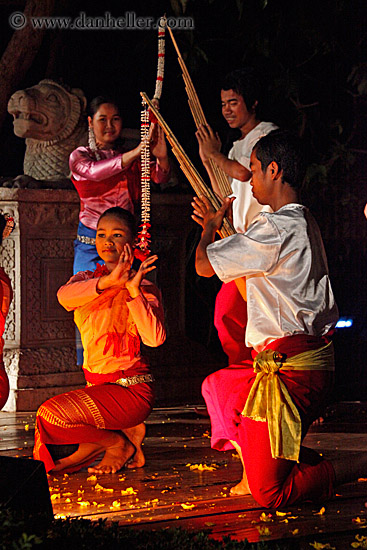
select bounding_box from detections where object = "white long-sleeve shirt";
[207,204,339,352]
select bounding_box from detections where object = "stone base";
[4,383,84,412]
[3,345,85,412]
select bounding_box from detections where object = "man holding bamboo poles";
[194,69,278,494]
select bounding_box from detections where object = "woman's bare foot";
[88,432,135,474]
[51,442,104,472]
[123,423,146,468]
[230,478,251,496]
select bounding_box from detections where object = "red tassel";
[135,223,151,260]
[149,109,158,124]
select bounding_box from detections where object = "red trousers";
[214,281,252,365]
[0,361,9,410]
[34,376,154,473]
[202,334,335,508]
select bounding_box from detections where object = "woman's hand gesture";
[96,244,133,292]
[125,254,158,298]
[149,124,168,161]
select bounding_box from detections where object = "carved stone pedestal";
[0,189,83,411]
[0,189,225,411]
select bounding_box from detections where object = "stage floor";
[1,404,367,548]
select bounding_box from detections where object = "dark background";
[0,0,366,402]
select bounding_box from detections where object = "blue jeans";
[73,222,103,365]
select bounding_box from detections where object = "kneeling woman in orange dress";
[33,207,166,474]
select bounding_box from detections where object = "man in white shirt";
[195,70,278,493]
[192,130,344,508]
[196,67,278,233]
[196,69,278,371]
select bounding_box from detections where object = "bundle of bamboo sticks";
[140,92,234,239]
[167,27,232,198]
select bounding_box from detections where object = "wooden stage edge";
[2,402,367,548]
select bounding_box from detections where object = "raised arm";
[150,123,170,181]
[195,124,251,183]
[127,282,166,347]
[125,252,165,346]
[57,271,101,311]
[192,195,233,277]
[69,146,142,182]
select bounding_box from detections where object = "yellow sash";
[241,341,334,461]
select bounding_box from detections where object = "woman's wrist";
[96,275,109,293]
[126,285,141,299]
[156,156,170,172]
[121,145,141,169]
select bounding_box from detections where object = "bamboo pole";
[167,27,232,197]
[141,92,234,239]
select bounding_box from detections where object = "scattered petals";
[94,483,114,493]
[78,501,90,507]
[110,500,121,509]
[257,526,271,536]
[181,503,195,510]
[187,463,218,472]
[309,543,335,549]
[87,475,97,482]
[353,517,367,524]
[314,507,326,516]
[291,529,299,535]
[351,534,367,548]
[259,512,273,522]
[120,487,137,496]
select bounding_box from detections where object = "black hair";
[97,207,136,237]
[0,214,6,246]
[221,67,263,114]
[88,96,122,119]
[253,130,306,190]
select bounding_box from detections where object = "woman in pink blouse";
[70,96,169,364]
[34,207,166,474]
[70,96,170,273]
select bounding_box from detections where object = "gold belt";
[87,373,154,388]
[77,234,96,246]
[113,373,155,387]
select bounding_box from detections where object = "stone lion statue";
[5,79,88,188]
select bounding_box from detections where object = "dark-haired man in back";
[195,70,278,494]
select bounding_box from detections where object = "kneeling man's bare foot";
[123,423,146,468]
[88,432,135,474]
[230,478,251,496]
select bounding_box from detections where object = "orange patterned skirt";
[34,377,154,473]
